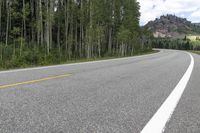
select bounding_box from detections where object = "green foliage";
[0,0,152,69]
[152,37,200,50]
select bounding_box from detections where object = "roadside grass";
[187,35,200,49]
[190,50,200,55]
[191,40,200,46]
[0,49,159,71]
[187,35,200,41]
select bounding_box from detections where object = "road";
[0,49,199,133]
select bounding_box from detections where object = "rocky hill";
[144,15,200,38]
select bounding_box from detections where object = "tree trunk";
[64,0,69,57]
[23,0,26,41]
[57,22,61,58]
[0,0,2,62]
[108,27,112,54]
[0,0,2,61]
[98,33,101,57]
[46,0,50,55]
[79,0,83,58]
[88,0,93,58]
[108,0,113,55]
[81,25,84,57]
[20,23,23,56]
[75,22,77,58]
[69,12,73,59]
[6,0,10,46]
[79,24,82,57]
[0,0,1,62]
[0,0,2,40]
[39,0,43,45]
[49,0,53,49]
[30,0,35,45]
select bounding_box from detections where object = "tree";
[0,0,152,69]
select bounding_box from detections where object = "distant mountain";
[144,15,200,38]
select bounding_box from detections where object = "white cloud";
[138,0,200,25]
[191,9,200,17]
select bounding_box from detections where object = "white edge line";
[141,52,194,133]
[0,50,161,74]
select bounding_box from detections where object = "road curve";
[0,49,199,133]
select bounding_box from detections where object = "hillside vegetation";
[145,14,200,38]
[144,14,200,50]
[0,0,152,69]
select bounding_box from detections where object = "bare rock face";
[144,15,200,38]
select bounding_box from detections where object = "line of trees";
[152,37,200,50]
[0,0,152,69]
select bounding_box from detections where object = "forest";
[152,37,200,51]
[0,0,152,69]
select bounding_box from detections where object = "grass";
[0,49,159,71]
[186,35,200,50]
[190,50,200,55]
[61,50,158,63]
[187,35,200,41]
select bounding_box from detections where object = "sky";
[138,0,200,25]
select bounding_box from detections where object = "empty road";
[0,49,200,133]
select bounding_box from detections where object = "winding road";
[0,49,200,133]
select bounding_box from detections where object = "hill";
[144,15,200,38]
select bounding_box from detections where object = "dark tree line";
[152,37,200,50]
[0,0,152,69]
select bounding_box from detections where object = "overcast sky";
[138,0,200,25]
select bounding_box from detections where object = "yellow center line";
[0,74,72,89]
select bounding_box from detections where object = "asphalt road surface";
[0,49,199,133]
